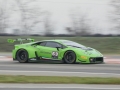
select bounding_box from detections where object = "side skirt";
[29,57,62,63]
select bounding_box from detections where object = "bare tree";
[66,10,91,36]
[110,0,120,32]
[44,11,54,35]
[14,0,45,35]
[0,5,9,33]
[0,7,5,33]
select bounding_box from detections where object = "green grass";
[1,36,120,54]
[0,75,119,84]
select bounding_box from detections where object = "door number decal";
[52,51,58,59]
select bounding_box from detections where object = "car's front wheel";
[16,49,29,63]
[62,51,76,64]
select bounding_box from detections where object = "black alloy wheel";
[16,49,28,63]
[63,51,76,64]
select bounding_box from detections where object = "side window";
[45,42,62,48]
[39,42,46,46]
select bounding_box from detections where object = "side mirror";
[56,47,61,51]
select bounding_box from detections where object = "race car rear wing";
[7,38,35,44]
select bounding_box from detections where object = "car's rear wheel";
[16,49,29,63]
[62,51,76,64]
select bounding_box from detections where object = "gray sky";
[2,0,117,34]
[37,0,112,34]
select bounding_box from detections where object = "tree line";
[0,0,120,36]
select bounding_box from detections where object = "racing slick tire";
[62,50,76,64]
[16,49,29,63]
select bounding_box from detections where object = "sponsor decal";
[80,56,87,60]
[40,51,51,54]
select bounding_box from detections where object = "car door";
[35,41,49,58]
[41,41,64,60]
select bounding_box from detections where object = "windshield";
[62,40,86,48]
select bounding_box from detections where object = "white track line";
[0,84,119,89]
[0,70,120,76]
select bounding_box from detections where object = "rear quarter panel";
[13,44,39,59]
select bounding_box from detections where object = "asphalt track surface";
[0,53,120,77]
[0,60,119,77]
[0,84,120,90]
[0,53,120,90]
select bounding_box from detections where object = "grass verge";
[0,75,120,84]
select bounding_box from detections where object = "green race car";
[8,38,104,64]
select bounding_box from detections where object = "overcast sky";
[1,0,117,34]
[37,0,111,34]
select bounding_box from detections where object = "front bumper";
[89,57,104,63]
[78,56,104,64]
